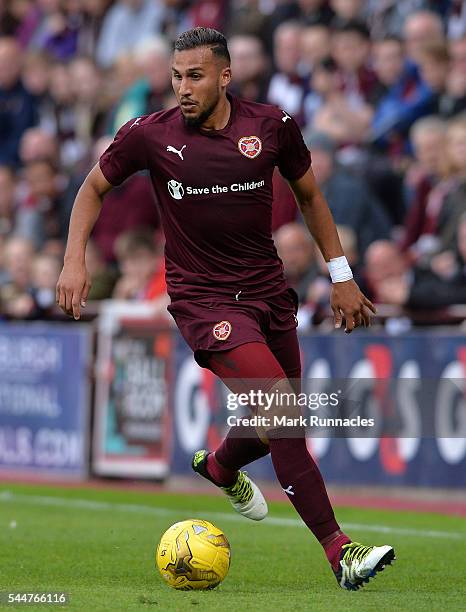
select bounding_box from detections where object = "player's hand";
[330,279,376,333]
[56,259,91,320]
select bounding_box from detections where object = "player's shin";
[268,433,341,541]
[215,419,270,468]
[205,420,270,486]
[268,433,352,568]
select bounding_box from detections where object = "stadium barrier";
[1,308,465,487]
[172,329,466,488]
[0,323,91,479]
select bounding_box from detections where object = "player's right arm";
[56,164,113,320]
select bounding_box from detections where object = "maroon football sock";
[215,420,270,471]
[206,420,270,486]
[320,530,352,571]
[206,452,238,487]
[268,436,340,542]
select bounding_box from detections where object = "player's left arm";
[288,167,376,332]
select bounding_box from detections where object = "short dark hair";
[374,35,403,46]
[174,27,231,64]
[332,18,370,40]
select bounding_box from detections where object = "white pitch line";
[0,491,463,541]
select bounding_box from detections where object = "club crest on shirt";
[213,320,232,341]
[238,136,262,159]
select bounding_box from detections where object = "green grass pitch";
[0,483,464,611]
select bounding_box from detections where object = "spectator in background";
[310,57,373,147]
[30,251,61,315]
[112,228,167,302]
[445,44,466,118]
[330,0,365,21]
[269,0,335,35]
[21,0,63,52]
[371,36,434,156]
[418,41,466,118]
[42,62,78,166]
[428,212,466,287]
[68,56,107,165]
[41,237,65,261]
[75,0,112,58]
[229,35,269,103]
[365,233,466,309]
[84,238,117,300]
[0,234,6,286]
[434,114,466,252]
[226,0,270,43]
[95,0,165,68]
[306,131,391,254]
[450,34,466,74]
[35,3,79,61]
[159,0,194,43]
[19,127,59,165]
[409,114,466,256]
[331,19,378,105]
[8,0,41,47]
[367,1,434,40]
[105,51,139,113]
[364,239,411,304]
[0,37,37,167]
[0,166,18,238]
[299,24,331,75]
[22,50,50,101]
[372,36,410,104]
[274,222,318,304]
[188,0,225,33]
[0,235,36,319]
[403,10,445,65]
[15,159,69,249]
[110,36,172,132]
[401,116,447,255]
[86,136,160,262]
[267,21,305,118]
[0,0,27,37]
[446,1,466,39]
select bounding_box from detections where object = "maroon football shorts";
[167,288,299,369]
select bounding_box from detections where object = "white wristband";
[327,256,353,283]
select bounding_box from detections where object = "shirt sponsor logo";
[167,179,184,200]
[213,321,232,341]
[238,136,262,159]
[167,178,265,199]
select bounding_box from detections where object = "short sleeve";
[277,114,311,181]
[99,117,148,186]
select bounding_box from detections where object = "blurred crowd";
[1,0,466,326]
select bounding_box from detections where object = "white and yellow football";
[156,519,231,590]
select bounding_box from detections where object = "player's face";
[172,47,231,127]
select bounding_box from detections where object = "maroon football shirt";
[99,94,311,301]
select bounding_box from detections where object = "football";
[156,519,231,590]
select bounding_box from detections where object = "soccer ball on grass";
[156,519,231,590]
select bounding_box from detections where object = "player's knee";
[255,378,304,437]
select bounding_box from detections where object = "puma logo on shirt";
[167,144,187,160]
